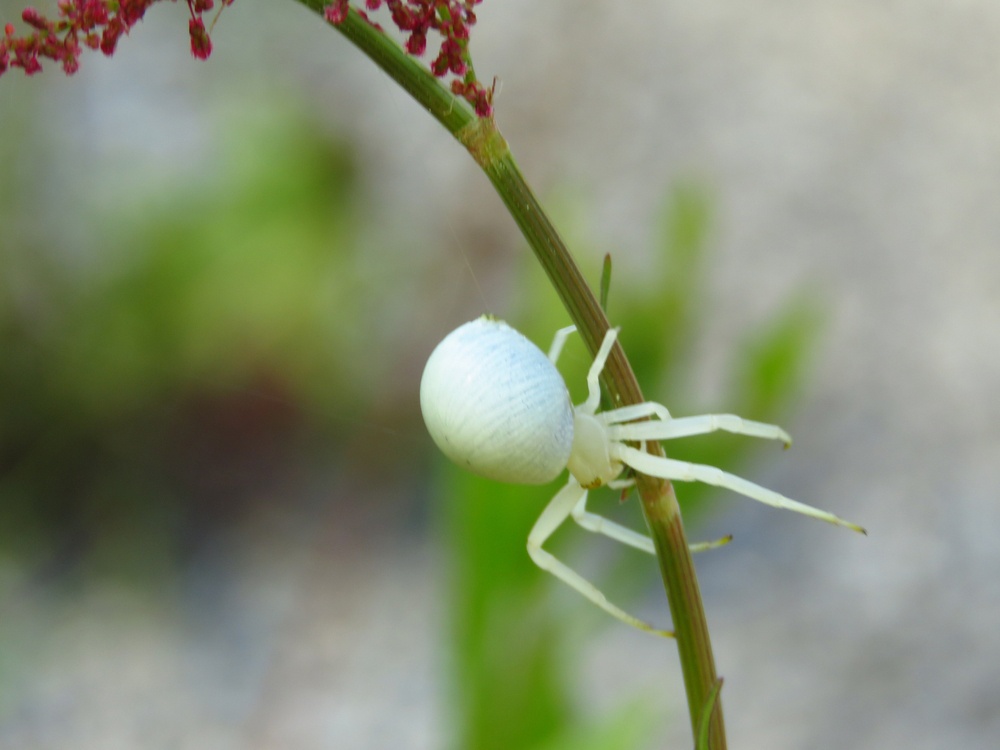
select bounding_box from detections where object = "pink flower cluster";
[0,0,224,76]
[324,0,492,117]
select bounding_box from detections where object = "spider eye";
[421,317,574,485]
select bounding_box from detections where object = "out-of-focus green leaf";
[731,292,825,419]
[439,466,574,750]
[617,182,712,390]
[0,111,366,585]
[535,697,660,750]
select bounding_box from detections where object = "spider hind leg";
[527,480,674,637]
[569,489,734,555]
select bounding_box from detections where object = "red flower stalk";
[0,0,223,76]
[3,0,493,118]
[324,1,493,117]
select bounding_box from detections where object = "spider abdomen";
[420,317,574,485]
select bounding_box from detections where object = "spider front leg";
[527,480,674,637]
[616,445,867,533]
[607,409,792,446]
[549,324,622,415]
[546,324,578,364]
[582,326,620,414]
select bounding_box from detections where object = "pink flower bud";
[324,0,349,24]
[188,17,211,60]
[22,8,52,31]
[406,31,426,56]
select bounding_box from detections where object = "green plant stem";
[296,4,726,747]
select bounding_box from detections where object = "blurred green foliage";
[0,112,366,583]
[0,97,823,747]
[437,183,824,750]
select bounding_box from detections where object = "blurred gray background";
[1,0,998,748]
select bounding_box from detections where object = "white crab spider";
[420,316,864,636]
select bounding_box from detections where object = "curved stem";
[295,4,726,747]
[482,143,725,747]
